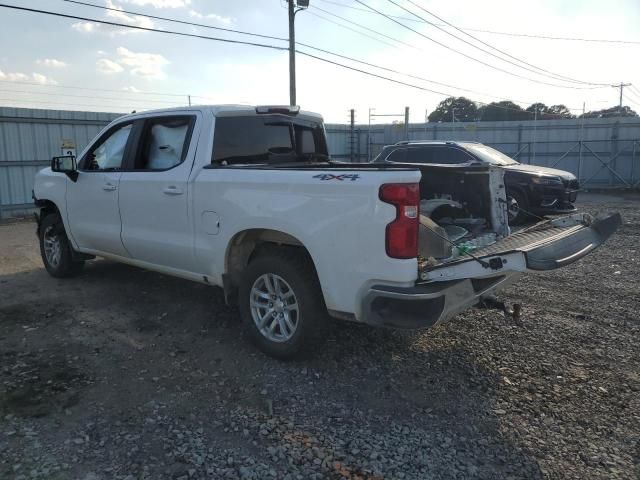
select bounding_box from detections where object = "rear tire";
[39,213,84,278]
[238,248,326,359]
[506,189,529,225]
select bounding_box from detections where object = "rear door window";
[136,116,195,170]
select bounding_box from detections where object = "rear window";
[212,116,326,164]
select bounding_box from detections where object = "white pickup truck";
[33,105,620,358]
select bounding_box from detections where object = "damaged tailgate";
[420,212,621,282]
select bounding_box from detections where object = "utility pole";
[288,0,296,106]
[349,109,355,162]
[612,82,631,114]
[404,106,409,140]
[288,1,310,106]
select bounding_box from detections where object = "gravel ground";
[0,192,638,480]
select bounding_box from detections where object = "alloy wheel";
[43,226,62,269]
[250,273,299,342]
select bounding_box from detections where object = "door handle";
[163,186,184,195]
[102,183,117,191]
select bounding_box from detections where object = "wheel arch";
[223,228,320,303]
[34,198,60,234]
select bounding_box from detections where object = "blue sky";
[0,0,639,122]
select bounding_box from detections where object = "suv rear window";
[212,116,326,165]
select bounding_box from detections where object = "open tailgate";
[420,213,621,282]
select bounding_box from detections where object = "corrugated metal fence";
[0,107,121,218]
[0,107,638,219]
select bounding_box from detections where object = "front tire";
[39,213,84,278]
[239,248,326,359]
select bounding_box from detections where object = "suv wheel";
[239,248,326,359]
[39,213,84,277]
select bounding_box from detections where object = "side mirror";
[51,155,78,181]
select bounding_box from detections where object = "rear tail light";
[379,183,420,259]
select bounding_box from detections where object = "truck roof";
[115,105,324,122]
[391,140,482,147]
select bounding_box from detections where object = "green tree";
[526,102,549,116]
[525,103,574,119]
[580,105,638,118]
[547,104,574,118]
[428,96,478,122]
[478,101,529,121]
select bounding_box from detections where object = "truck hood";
[502,163,576,180]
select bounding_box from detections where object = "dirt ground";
[0,192,638,480]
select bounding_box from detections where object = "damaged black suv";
[373,141,579,224]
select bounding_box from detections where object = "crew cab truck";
[33,105,620,359]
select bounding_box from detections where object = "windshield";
[212,115,328,165]
[461,143,519,166]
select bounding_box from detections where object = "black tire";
[39,213,84,278]
[238,248,326,359]
[506,189,529,225]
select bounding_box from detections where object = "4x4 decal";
[313,173,360,182]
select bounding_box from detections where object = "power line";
[0,3,577,117]
[315,0,640,45]
[304,9,400,49]
[354,0,605,90]
[625,89,640,104]
[296,40,542,106]
[621,93,640,110]
[62,0,288,43]
[51,0,558,107]
[0,78,190,97]
[310,4,417,50]
[627,85,640,100]
[0,3,289,53]
[0,97,144,111]
[401,0,608,86]
[0,88,185,105]
[295,51,567,117]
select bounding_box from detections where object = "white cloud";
[121,0,190,7]
[105,0,154,29]
[31,73,58,85]
[188,10,233,25]
[72,22,98,33]
[36,58,67,68]
[96,58,125,74]
[95,48,170,79]
[116,47,169,78]
[122,86,141,92]
[70,2,154,36]
[0,70,57,85]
